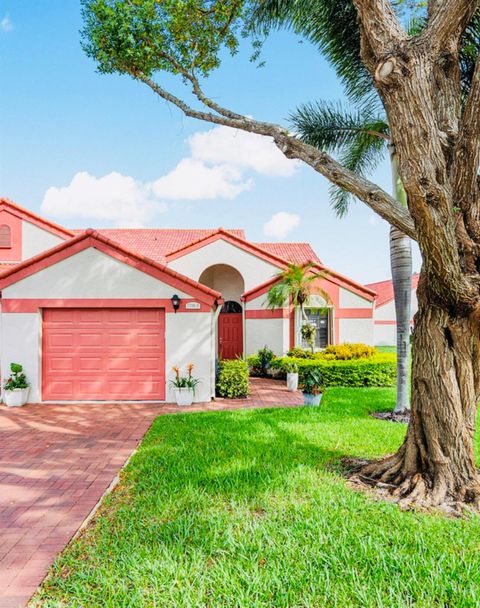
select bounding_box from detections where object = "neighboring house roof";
[366,273,420,307]
[254,243,322,265]
[0,198,75,239]
[0,229,222,306]
[72,228,246,264]
[165,228,290,268]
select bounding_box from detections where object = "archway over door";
[198,264,245,359]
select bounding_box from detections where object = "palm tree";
[293,100,411,413]
[254,0,480,415]
[265,262,328,352]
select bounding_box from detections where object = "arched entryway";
[198,264,245,360]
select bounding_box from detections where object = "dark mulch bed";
[371,411,410,424]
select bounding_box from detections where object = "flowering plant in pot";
[3,363,30,407]
[299,367,323,406]
[169,364,200,406]
[283,360,299,392]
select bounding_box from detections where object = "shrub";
[271,353,396,388]
[286,347,316,359]
[217,359,250,398]
[246,354,262,376]
[322,343,376,360]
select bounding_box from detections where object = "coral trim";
[166,229,288,268]
[245,309,290,319]
[336,308,373,319]
[2,298,211,314]
[0,229,222,306]
[0,198,74,239]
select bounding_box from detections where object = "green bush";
[271,353,396,388]
[286,347,316,359]
[217,359,250,398]
[246,354,262,376]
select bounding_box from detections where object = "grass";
[34,388,480,608]
[376,345,397,353]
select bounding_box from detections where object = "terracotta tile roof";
[254,243,322,265]
[72,229,246,264]
[366,273,419,307]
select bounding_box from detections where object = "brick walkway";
[0,379,301,607]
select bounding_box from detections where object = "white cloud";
[189,126,299,177]
[41,126,300,226]
[263,212,300,240]
[1,15,12,32]
[152,158,253,200]
[41,171,166,227]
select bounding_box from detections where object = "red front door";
[218,312,243,359]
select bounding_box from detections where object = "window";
[221,300,242,313]
[0,225,11,248]
[301,308,329,349]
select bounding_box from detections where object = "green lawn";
[34,388,480,608]
[376,345,397,353]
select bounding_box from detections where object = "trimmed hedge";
[217,359,250,398]
[270,353,396,388]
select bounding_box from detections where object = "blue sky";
[0,0,420,283]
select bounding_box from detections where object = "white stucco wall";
[3,248,192,300]
[339,318,374,345]
[169,239,279,291]
[373,324,396,346]
[1,312,41,402]
[165,312,213,402]
[339,287,372,308]
[22,221,65,261]
[245,318,287,356]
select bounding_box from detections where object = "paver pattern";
[0,378,302,607]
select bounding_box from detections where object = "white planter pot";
[303,392,322,406]
[174,388,194,406]
[4,387,30,408]
[286,372,299,392]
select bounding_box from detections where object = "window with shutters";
[0,225,11,248]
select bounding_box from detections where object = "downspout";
[211,301,223,399]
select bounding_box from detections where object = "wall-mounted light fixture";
[171,294,181,313]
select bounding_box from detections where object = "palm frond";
[253,0,373,104]
[330,132,388,217]
[291,100,388,153]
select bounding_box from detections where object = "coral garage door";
[42,308,165,401]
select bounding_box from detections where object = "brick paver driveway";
[0,379,301,608]
[0,403,160,608]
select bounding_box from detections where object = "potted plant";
[3,363,30,407]
[299,367,323,406]
[284,360,299,392]
[170,363,200,406]
[258,346,275,377]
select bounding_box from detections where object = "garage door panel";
[43,308,165,401]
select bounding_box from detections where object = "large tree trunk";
[359,273,480,511]
[390,152,412,414]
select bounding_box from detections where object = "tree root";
[345,455,480,517]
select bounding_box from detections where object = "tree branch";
[453,54,480,244]
[136,73,417,240]
[425,0,479,49]
[352,0,406,58]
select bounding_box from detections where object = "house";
[366,274,419,346]
[0,198,376,403]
